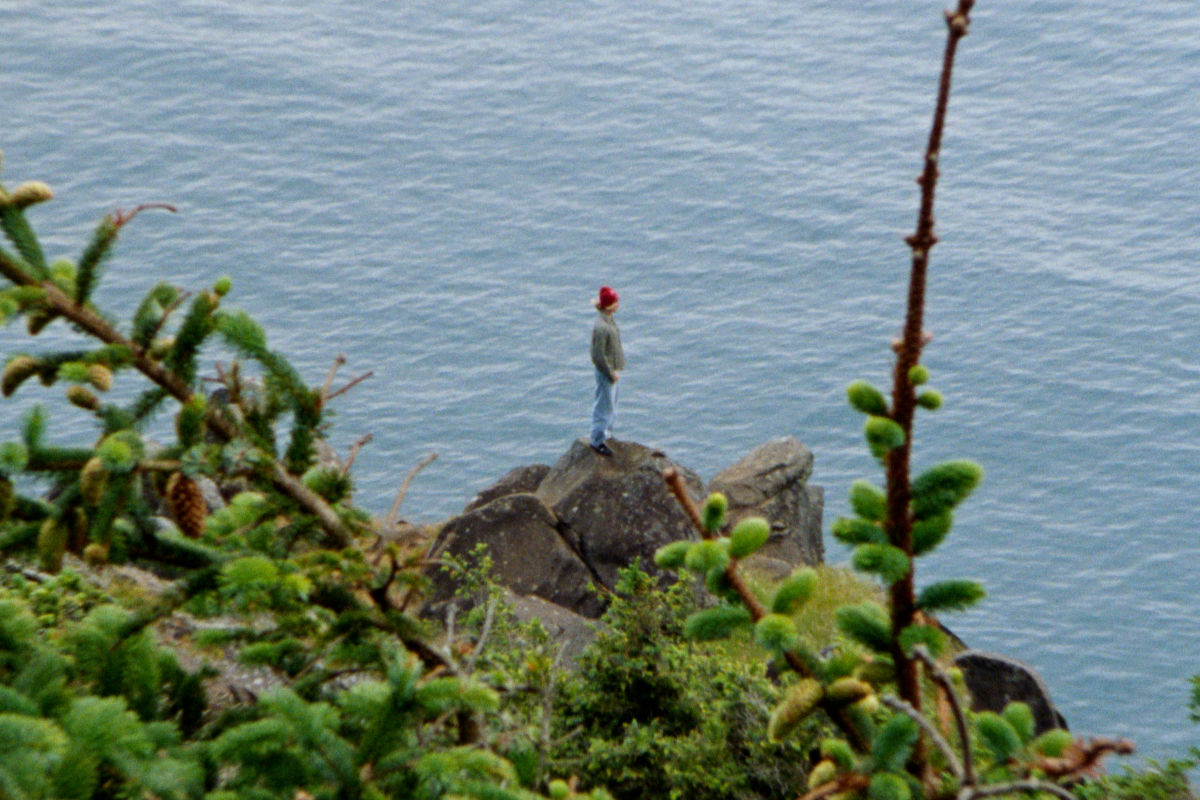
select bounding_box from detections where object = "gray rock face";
[953,650,1068,734]
[464,464,551,513]
[709,436,824,566]
[506,592,598,668]
[536,439,705,590]
[430,493,605,617]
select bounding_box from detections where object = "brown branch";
[797,774,870,800]
[885,0,976,729]
[881,695,964,784]
[342,433,373,473]
[958,780,1076,800]
[911,644,975,785]
[318,354,346,411]
[385,452,438,532]
[326,370,374,402]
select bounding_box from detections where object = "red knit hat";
[597,286,619,309]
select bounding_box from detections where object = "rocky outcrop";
[428,492,605,618]
[709,437,824,566]
[464,464,550,513]
[954,650,1068,733]
[536,439,705,591]
[427,437,825,623]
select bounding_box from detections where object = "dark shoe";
[591,442,614,456]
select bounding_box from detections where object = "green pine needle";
[915,579,985,613]
[851,543,910,585]
[849,480,887,522]
[910,460,982,520]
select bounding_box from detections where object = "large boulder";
[464,464,551,513]
[507,592,599,668]
[536,439,705,591]
[708,437,824,566]
[429,493,606,617]
[953,650,1068,734]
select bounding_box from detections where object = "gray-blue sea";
[5,0,1199,765]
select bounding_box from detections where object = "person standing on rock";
[590,285,624,456]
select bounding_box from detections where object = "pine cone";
[166,472,207,539]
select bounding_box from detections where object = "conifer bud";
[85,364,113,391]
[79,457,109,506]
[653,540,691,570]
[213,276,233,297]
[728,516,770,558]
[166,472,207,539]
[37,518,68,573]
[9,181,54,210]
[67,385,100,410]
[701,492,728,533]
[83,542,110,565]
[150,336,175,360]
[825,677,873,705]
[684,539,729,574]
[768,678,824,741]
[807,760,838,790]
[908,364,930,385]
[2,355,40,396]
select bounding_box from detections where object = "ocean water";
[4,0,1199,764]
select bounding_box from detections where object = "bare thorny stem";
[887,0,976,738]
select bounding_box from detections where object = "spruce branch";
[885,0,976,724]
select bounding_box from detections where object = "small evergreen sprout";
[653,540,691,570]
[847,380,889,416]
[0,441,28,474]
[916,389,942,410]
[909,460,983,520]
[1032,728,1074,758]
[821,738,858,771]
[770,568,817,614]
[728,516,770,558]
[864,416,906,459]
[213,275,233,297]
[768,678,824,741]
[974,711,1024,763]
[911,511,953,555]
[825,677,872,706]
[915,579,985,613]
[907,364,930,385]
[754,613,799,652]
[684,539,729,574]
[682,605,753,641]
[851,543,911,585]
[897,623,948,658]
[701,491,727,533]
[94,430,144,473]
[2,354,39,396]
[868,772,912,800]
[836,601,892,653]
[1001,702,1037,744]
[870,713,919,774]
[832,516,887,547]
[849,480,888,522]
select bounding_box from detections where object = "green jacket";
[591,310,625,381]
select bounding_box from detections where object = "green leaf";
[754,613,799,653]
[847,380,889,415]
[916,580,985,613]
[728,517,770,558]
[682,605,752,641]
[912,511,952,555]
[910,460,982,520]
[849,480,887,522]
[832,517,887,546]
[1002,702,1037,744]
[653,540,691,570]
[864,416,906,457]
[836,602,892,653]
[851,543,910,585]
[975,711,1023,762]
[771,568,817,614]
[871,714,919,773]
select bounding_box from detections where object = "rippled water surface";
[5,0,1200,761]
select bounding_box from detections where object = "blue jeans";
[590,369,617,447]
